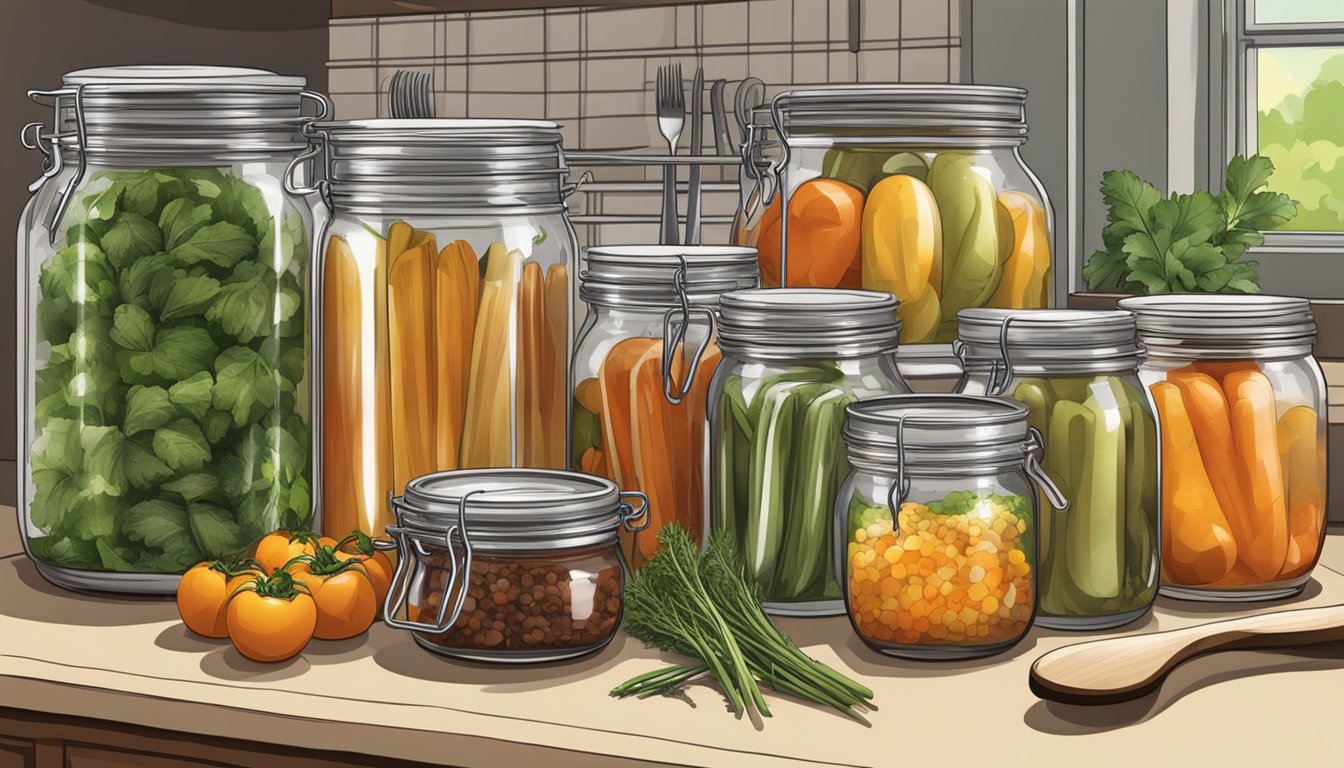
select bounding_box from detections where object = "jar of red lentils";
[837,395,1065,659]
[382,469,648,663]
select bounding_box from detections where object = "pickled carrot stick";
[461,245,520,468]
[1222,370,1289,579]
[680,342,722,544]
[542,265,569,469]
[598,338,658,488]
[1151,382,1238,585]
[433,240,479,470]
[388,241,438,491]
[1277,405,1324,579]
[630,341,682,561]
[517,262,546,467]
[322,236,365,539]
[372,234,394,533]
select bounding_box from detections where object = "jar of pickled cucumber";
[707,288,908,616]
[838,395,1065,659]
[300,120,579,545]
[753,85,1053,382]
[17,66,325,594]
[954,308,1159,629]
[572,245,759,570]
[1120,295,1328,602]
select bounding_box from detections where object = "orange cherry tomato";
[292,544,379,640]
[336,530,395,607]
[225,572,317,662]
[176,561,261,639]
[254,530,324,575]
[756,178,864,289]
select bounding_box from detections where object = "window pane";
[1257,47,1344,231]
[1254,0,1344,25]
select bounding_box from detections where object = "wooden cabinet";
[0,708,449,768]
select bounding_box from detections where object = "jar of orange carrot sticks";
[1121,295,1328,601]
[572,245,759,569]
[303,120,579,545]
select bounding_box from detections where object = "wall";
[1,0,331,507]
[328,0,964,244]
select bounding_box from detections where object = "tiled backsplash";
[328,0,962,245]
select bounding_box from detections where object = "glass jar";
[753,85,1053,355]
[305,119,578,545]
[382,469,648,663]
[707,288,909,615]
[573,245,759,569]
[838,395,1065,659]
[955,309,1160,629]
[1120,295,1328,602]
[17,66,325,594]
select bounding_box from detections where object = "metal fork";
[654,63,685,245]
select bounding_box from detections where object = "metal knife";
[710,79,730,155]
[685,66,704,245]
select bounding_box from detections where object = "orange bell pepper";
[757,178,864,289]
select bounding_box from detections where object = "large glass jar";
[573,245,759,569]
[1120,295,1328,602]
[382,469,648,663]
[955,309,1160,630]
[17,66,324,594]
[707,289,908,616]
[838,395,1064,659]
[307,120,578,545]
[752,85,1053,375]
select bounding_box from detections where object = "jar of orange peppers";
[751,85,1053,380]
[1121,295,1328,601]
[572,245,759,568]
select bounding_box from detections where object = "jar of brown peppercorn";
[382,469,649,663]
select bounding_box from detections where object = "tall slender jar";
[955,308,1160,629]
[304,120,578,544]
[1120,295,1328,602]
[572,245,759,568]
[17,66,325,594]
[707,288,908,616]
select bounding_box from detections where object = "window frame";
[1232,0,1344,275]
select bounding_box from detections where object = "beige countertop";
[2,504,1343,767]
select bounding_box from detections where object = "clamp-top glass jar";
[707,288,908,615]
[573,245,759,569]
[752,85,1053,357]
[17,66,326,594]
[1120,295,1328,602]
[382,469,648,663]
[304,120,579,545]
[955,309,1160,629]
[838,395,1065,659]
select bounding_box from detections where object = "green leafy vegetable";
[25,167,312,574]
[1083,154,1298,294]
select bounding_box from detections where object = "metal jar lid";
[842,394,1067,511]
[390,469,647,553]
[717,288,902,361]
[771,84,1030,147]
[57,66,323,161]
[1118,294,1316,360]
[580,245,760,308]
[306,118,572,215]
[956,308,1142,386]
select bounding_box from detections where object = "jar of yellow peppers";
[1121,295,1328,602]
[303,119,578,544]
[837,395,1066,659]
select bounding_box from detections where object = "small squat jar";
[838,395,1065,659]
[572,245,759,569]
[1120,295,1328,602]
[383,469,647,663]
[955,308,1159,630]
[708,289,908,616]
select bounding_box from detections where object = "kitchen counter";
[2,505,1344,767]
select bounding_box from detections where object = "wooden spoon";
[1029,603,1344,705]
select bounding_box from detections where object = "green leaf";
[123,499,202,568]
[26,536,100,569]
[122,173,167,217]
[152,418,212,472]
[192,179,222,199]
[95,538,138,572]
[1098,169,1164,239]
[124,435,174,489]
[110,304,155,352]
[203,410,233,444]
[1082,247,1130,291]
[205,262,286,343]
[162,473,220,504]
[100,213,163,270]
[39,242,118,311]
[187,502,248,559]
[158,198,213,251]
[81,425,129,497]
[70,496,121,541]
[169,222,255,269]
[84,181,125,222]
[118,326,218,384]
[118,252,173,309]
[212,174,273,240]
[157,274,221,321]
[213,346,279,427]
[29,417,85,533]
[168,371,214,421]
[123,385,174,436]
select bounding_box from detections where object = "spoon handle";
[1029,603,1344,704]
